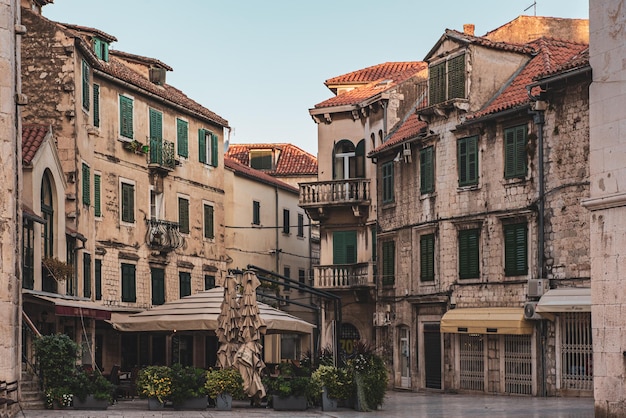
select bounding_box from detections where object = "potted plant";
[311,365,352,411]
[71,369,114,410]
[204,367,244,410]
[169,363,208,410]
[347,341,389,412]
[34,334,79,409]
[136,365,172,410]
[264,362,312,411]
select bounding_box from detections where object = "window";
[250,150,272,170]
[23,220,35,289]
[178,197,190,234]
[204,275,215,290]
[41,172,54,259]
[179,272,191,298]
[93,84,100,127]
[66,239,75,295]
[282,209,290,234]
[94,173,101,217]
[252,201,260,225]
[151,268,165,305]
[121,182,135,223]
[459,228,480,279]
[504,125,528,179]
[82,60,90,110]
[420,233,435,282]
[382,161,394,204]
[382,240,395,285]
[283,266,291,291]
[504,222,528,276]
[420,146,434,194]
[333,140,366,180]
[458,136,478,186]
[93,37,109,61]
[297,213,304,237]
[95,259,102,300]
[121,263,136,302]
[150,189,163,220]
[198,129,218,167]
[177,118,188,158]
[333,230,357,264]
[298,268,306,292]
[204,203,214,239]
[119,95,134,139]
[429,53,466,105]
[82,163,90,206]
[149,108,162,142]
[83,253,91,298]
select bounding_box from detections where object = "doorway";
[424,323,442,389]
[399,327,411,388]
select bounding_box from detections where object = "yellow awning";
[440,307,533,335]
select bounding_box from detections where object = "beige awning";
[110,287,315,334]
[440,307,533,335]
[536,287,591,313]
[24,290,113,320]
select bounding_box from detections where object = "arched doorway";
[339,323,360,359]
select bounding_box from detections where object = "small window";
[297,213,304,237]
[179,271,191,298]
[459,228,480,279]
[93,37,109,61]
[282,209,290,234]
[198,129,218,167]
[121,182,135,223]
[458,136,478,186]
[429,53,466,105]
[298,268,306,292]
[119,95,134,139]
[504,125,528,179]
[177,118,188,158]
[94,173,101,217]
[382,161,394,203]
[178,197,190,234]
[382,240,395,286]
[420,233,435,282]
[82,60,90,111]
[151,268,165,305]
[252,201,260,225]
[121,263,136,302]
[504,222,528,276]
[93,84,100,127]
[283,266,291,291]
[333,230,357,264]
[95,259,102,300]
[82,163,90,206]
[420,146,434,194]
[204,275,215,290]
[83,253,91,298]
[204,203,214,239]
[250,150,273,170]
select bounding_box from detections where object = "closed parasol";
[216,275,241,369]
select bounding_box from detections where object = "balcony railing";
[300,179,371,207]
[149,138,176,170]
[314,262,374,289]
[146,219,184,253]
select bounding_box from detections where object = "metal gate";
[504,335,532,395]
[459,334,484,391]
[561,312,592,391]
[424,323,441,389]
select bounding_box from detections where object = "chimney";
[463,24,475,36]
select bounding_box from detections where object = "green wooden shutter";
[82,163,90,205]
[459,229,480,279]
[82,60,90,110]
[504,128,516,178]
[94,173,101,217]
[93,38,102,59]
[178,197,189,234]
[204,275,216,290]
[382,241,395,285]
[252,200,260,225]
[420,234,435,282]
[102,42,109,62]
[420,146,434,194]
[333,231,356,264]
[149,108,162,140]
[514,126,527,177]
[504,223,528,276]
[382,162,394,203]
[95,259,102,300]
[448,54,466,99]
[151,268,165,305]
[179,272,191,298]
[83,253,91,298]
[93,84,100,127]
[119,96,134,139]
[429,62,446,105]
[121,263,136,302]
[198,129,206,163]
[459,136,478,186]
[204,204,214,239]
[283,209,290,234]
[121,182,135,223]
[177,119,188,158]
[211,133,219,167]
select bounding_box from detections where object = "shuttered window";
[178,197,189,234]
[83,253,91,298]
[420,233,435,282]
[333,230,357,265]
[429,61,446,105]
[82,163,90,206]
[119,95,134,139]
[204,275,215,290]
[177,118,188,158]
[198,129,219,167]
[82,60,90,110]
[93,84,100,127]
[204,204,214,239]
[94,173,101,217]
[121,182,135,223]
[382,240,396,286]
[420,146,434,194]
[149,108,162,141]
[459,228,480,279]
[179,271,191,298]
[297,213,304,237]
[121,263,136,302]
[282,209,290,234]
[151,268,165,305]
[429,53,466,105]
[458,136,478,186]
[504,222,528,276]
[504,125,528,179]
[382,162,394,204]
[252,201,260,225]
[448,54,466,99]
[95,259,102,300]
[93,37,109,61]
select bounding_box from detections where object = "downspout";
[275,185,279,273]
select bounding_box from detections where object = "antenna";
[524,1,537,16]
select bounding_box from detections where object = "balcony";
[299,179,371,220]
[314,262,375,290]
[148,138,176,172]
[146,219,184,253]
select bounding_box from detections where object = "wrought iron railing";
[149,138,176,170]
[299,179,371,206]
[313,262,374,289]
[145,219,185,252]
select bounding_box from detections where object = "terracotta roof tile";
[536,47,589,79]
[226,143,317,176]
[110,50,173,71]
[22,124,50,164]
[428,30,534,58]
[59,23,117,43]
[325,62,426,86]
[224,157,298,193]
[369,113,428,156]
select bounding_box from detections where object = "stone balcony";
[299,179,371,220]
[313,262,375,290]
[146,219,184,253]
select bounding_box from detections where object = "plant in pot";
[34,334,79,409]
[136,365,172,410]
[311,365,352,411]
[264,362,313,411]
[347,341,389,412]
[169,363,208,410]
[204,367,244,410]
[71,369,114,410]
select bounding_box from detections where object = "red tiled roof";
[469,37,588,120]
[59,23,117,43]
[536,47,589,79]
[110,50,173,71]
[22,124,50,164]
[425,29,534,60]
[315,64,427,109]
[325,62,426,86]
[225,143,317,176]
[369,113,428,156]
[224,157,298,194]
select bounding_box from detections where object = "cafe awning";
[110,287,315,334]
[440,307,533,335]
[24,289,112,320]
[536,287,591,313]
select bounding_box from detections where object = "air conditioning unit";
[523,301,542,320]
[527,279,547,298]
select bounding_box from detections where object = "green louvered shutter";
[211,133,219,167]
[82,60,90,110]
[333,230,356,265]
[149,108,162,141]
[458,136,478,186]
[448,54,466,99]
[504,223,528,276]
[515,126,527,177]
[459,229,480,279]
[93,84,100,127]
[382,240,395,285]
[151,268,165,305]
[82,163,90,205]
[204,204,214,239]
[95,259,102,300]
[93,38,102,59]
[178,197,189,234]
[198,129,206,163]
[420,146,434,194]
[119,96,133,139]
[83,253,91,298]
[179,272,191,298]
[429,62,446,105]
[177,119,188,158]
[121,263,136,302]
[121,182,134,223]
[420,233,435,282]
[94,173,101,217]
[102,42,109,62]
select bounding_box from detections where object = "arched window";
[340,323,361,357]
[41,171,54,258]
[333,140,365,180]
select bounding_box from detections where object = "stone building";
[368,18,591,396]
[20,4,229,374]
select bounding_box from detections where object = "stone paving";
[17,390,595,418]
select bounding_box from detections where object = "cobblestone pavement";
[17,390,594,418]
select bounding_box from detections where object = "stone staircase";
[19,369,45,410]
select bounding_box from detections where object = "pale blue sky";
[44,1,588,155]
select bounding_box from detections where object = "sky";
[44,0,588,156]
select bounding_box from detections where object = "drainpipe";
[275,185,279,273]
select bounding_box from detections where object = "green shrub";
[169,363,207,406]
[204,368,244,399]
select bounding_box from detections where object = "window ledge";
[457,184,480,193]
[382,202,396,209]
[502,177,528,187]
[419,191,437,200]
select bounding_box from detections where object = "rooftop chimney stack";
[463,24,475,36]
